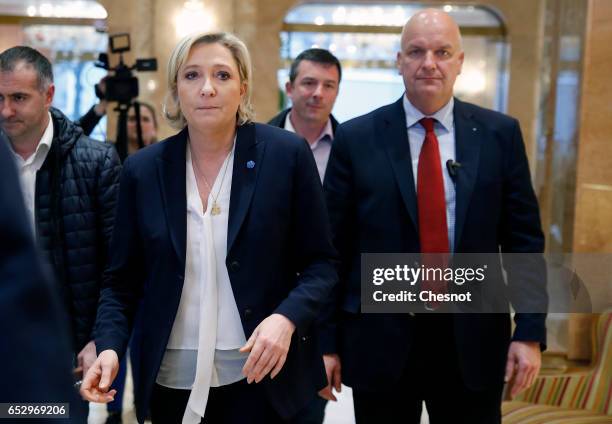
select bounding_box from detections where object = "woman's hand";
[240,313,296,383]
[80,349,119,403]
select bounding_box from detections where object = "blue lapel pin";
[246,160,255,169]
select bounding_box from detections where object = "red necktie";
[417,118,449,308]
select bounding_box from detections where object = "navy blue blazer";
[95,122,338,422]
[0,133,85,421]
[323,97,547,391]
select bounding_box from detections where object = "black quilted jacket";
[35,107,121,353]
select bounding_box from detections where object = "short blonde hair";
[163,32,254,129]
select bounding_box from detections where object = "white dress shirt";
[403,95,456,252]
[285,112,333,182]
[157,140,247,423]
[9,113,53,234]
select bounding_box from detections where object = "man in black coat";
[0,46,121,398]
[323,9,547,424]
[269,48,343,423]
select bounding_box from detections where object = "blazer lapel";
[380,97,418,229]
[227,123,264,253]
[156,129,188,265]
[453,98,482,251]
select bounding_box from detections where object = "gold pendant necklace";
[190,138,234,216]
[211,201,221,216]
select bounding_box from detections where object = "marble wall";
[574,0,612,253]
[0,24,23,53]
[568,0,612,360]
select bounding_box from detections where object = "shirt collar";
[285,111,334,146]
[402,95,454,132]
[319,118,334,142]
[39,111,54,150]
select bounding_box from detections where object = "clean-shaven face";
[0,62,53,144]
[177,42,245,131]
[286,60,339,126]
[397,10,464,113]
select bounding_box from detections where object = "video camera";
[95,33,157,105]
[95,33,158,160]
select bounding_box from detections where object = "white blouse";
[156,139,247,423]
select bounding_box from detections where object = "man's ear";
[285,80,293,98]
[457,51,465,75]
[45,83,55,108]
[396,51,402,75]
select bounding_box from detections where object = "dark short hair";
[0,46,53,91]
[289,48,342,84]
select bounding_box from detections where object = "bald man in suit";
[323,9,547,423]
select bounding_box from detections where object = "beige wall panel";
[0,24,23,53]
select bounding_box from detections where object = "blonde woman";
[81,32,337,424]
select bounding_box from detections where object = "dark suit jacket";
[323,97,547,391]
[269,108,340,356]
[268,107,339,134]
[0,132,85,421]
[94,122,338,422]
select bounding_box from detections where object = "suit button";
[230,261,240,271]
[178,274,184,281]
[244,308,252,317]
